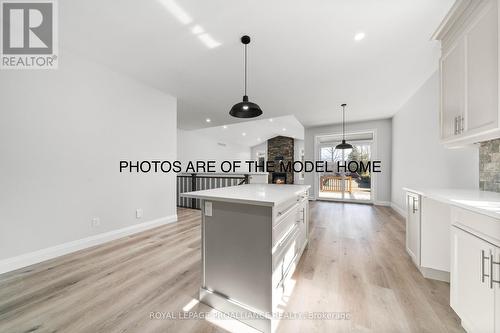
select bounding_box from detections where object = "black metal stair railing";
[176,173,249,209]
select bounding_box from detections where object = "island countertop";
[181,183,310,206]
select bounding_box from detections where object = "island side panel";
[202,200,273,313]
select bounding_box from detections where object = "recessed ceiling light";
[257,138,261,141]
[205,118,211,123]
[158,0,192,25]
[191,25,204,35]
[223,125,227,129]
[242,132,247,136]
[198,33,221,49]
[282,128,286,131]
[354,32,366,41]
[269,118,273,122]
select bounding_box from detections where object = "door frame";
[313,129,378,204]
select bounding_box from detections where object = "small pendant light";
[229,35,263,118]
[335,103,353,150]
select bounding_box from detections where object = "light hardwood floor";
[0,202,463,333]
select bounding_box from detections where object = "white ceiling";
[61,0,454,129]
[184,115,304,148]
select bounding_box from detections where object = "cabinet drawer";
[272,225,299,289]
[273,204,299,246]
[274,191,308,221]
[272,224,299,268]
[451,207,500,246]
[272,262,283,289]
[274,199,298,223]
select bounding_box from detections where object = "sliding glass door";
[316,134,373,203]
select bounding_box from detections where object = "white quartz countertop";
[181,184,310,206]
[403,187,500,219]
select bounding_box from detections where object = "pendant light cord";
[342,105,346,142]
[244,44,247,96]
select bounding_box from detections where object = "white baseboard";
[420,266,450,283]
[0,214,177,275]
[374,201,391,206]
[390,202,406,217]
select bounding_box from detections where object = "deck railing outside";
[320,175,352,193]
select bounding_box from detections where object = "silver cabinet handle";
[454,116,458,135]
[412,197,418,213]
[460,115,464,133]
[481,250,500,288]
[491,252,494,289]
[490,252,500,289]
[278,203,297,217]
[482,250,489,283]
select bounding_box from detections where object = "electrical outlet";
[91,217,100,228]
[136,208,143,219]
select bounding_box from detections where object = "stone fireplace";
[267,136,294,184]
[272,172,287,184]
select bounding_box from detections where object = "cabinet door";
[451,227,495,332]
[441,38,466,139]
[496,246,500,333]
[406,194,420,266]
[466,1,498,133]
[420,197,450,272]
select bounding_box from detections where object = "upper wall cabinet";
[434,0,499,148]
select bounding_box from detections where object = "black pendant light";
[229,35,263,118]
[335,104,353,150]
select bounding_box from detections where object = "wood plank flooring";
[0,202,463,333]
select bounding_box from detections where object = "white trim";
[431,0,473,41]
[0,214,177,275]
[419,266,450,283]
[316,197,372,205]
[313,129,378,204]
[374,201,391,206]
[390,202,406,217]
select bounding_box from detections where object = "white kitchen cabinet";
[249,173,269,184]
[441,38,466,140]
[296,195,309,254]
[451,206,500,333]
[406,192,421,266]
[420,197,451,276]
[405,190,451,281]
[466,3,499,135]
[434,0,500,147]
[451,227,496,332]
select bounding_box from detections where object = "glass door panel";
[318,144,343,200]
[317,141,372,202]
[345,143,371,201]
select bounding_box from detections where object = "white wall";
[178,129,251,173]
[0,50,177,262]
[391,72,479,212]
[250,142,267,161]
[304,119,393,203]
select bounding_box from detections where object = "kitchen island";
[181,184,310,333]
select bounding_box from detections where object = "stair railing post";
[191,173,197,208]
